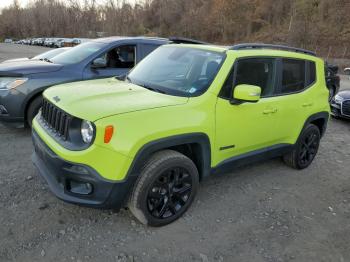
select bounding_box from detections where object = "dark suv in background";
[0,37,170,127]
[325,63,340,102]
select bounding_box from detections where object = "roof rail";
[169,37,208,45]
[230,43,316,56]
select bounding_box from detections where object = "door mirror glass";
[233,84,261,103]
[91,57,107,68]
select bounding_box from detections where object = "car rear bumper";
[31,129,136,210]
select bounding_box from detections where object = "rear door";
[269,58,317,143]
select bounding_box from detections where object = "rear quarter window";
[307,61,316,85]
[277,58,316,95]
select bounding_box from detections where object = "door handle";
[302,102,313,107]
[263,108,278,114]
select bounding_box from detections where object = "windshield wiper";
[126,77,166,94]
[126,76,133,83]
[41,58,53,63]
[140,83,166,94]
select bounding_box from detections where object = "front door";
[215,57,280,165]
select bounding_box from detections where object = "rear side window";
[278,59,316,95]
[281,59,305,93]
[307,61,316,85]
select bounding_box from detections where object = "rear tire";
[128,150,199,227]
[283,124,321,169]
[26,96,42,127]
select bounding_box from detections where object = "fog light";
[0,105,8,115]
[67,180,93,195]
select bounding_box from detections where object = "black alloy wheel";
[298,131,319,166]
[283,124,321,169]
[147,167,193,219]
[128,150,199,227]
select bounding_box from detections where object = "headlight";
[334,94,344,104]
[81,120,95,144]
[0,77,28,90]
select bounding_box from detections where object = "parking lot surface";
[0,43,349,262]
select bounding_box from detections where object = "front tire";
[26,96,42,127]
[283,124,321,169]
[128,150,199,227]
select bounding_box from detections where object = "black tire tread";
[128,149,198,226]
[26,95,42,127]
[283,123,320,169]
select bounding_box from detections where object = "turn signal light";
[104,125,114,143]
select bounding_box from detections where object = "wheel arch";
[301,111,329,137]
[126,133,212,181]
[22,88,46,123]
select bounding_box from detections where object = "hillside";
[1,0,350,58]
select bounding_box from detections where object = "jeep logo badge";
[53,96,60,103]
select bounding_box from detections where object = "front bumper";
[32,129,137,209]
[330,102,350,119]
[0,90,25,127]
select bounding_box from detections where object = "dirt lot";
[0,43,349,262]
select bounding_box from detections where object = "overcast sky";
[0,0,137,9]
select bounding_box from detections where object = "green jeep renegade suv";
[32,43,330,226]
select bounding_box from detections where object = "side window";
[234,58,276,97]
[280,59,306,94]
[103,45,136,69]
[307,61,316,86]
[142,44,160,59]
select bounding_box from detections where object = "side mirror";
[232,84,261,104]
[91,58,107,69]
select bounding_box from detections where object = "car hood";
[1,58,30,64]
[337,90,350,99]
[44,78,189,122]
[0,60,63,75]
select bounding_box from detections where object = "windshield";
[51,42,105,65]
[32,48,69,60]
[128,46,225,96]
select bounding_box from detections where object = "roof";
[230,43,316,56]
[164,43,319,59]
[92,36,169,44]
[166,44,228,53]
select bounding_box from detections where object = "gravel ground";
[0,43,349,262]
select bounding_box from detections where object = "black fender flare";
[300,111,329,137]
[115,133,211,207]
[126,133,212,179]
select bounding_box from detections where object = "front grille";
[41,99,71,140]
[341,100,350,117]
